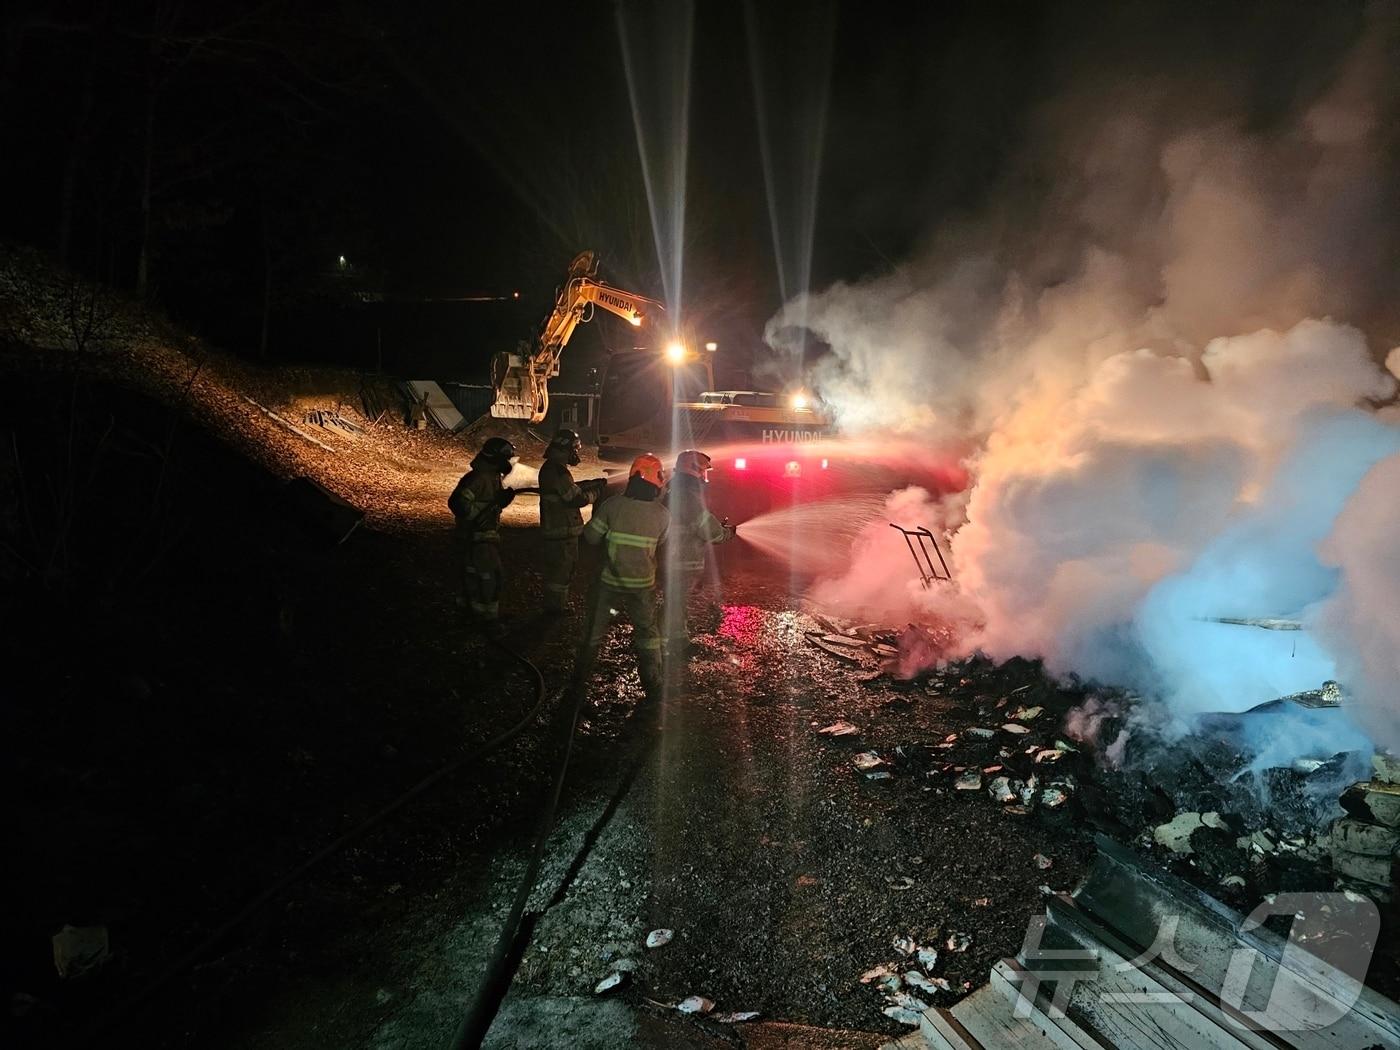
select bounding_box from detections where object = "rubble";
[645,929,674,949]
[881,1005,922,1026]
[1331,758,1400,903]
[1341,780,1400,827]
[1000,723,1031,735]
[1040,786,1070,809]
[851,752,886,772]
[945,931,971,952]
[954,770,982,792]
[1153,811,1225,854]
[987,776,1018,804]
[1374,751,1400,785]
[713,1011,760,1023]
[817,720,860,737]
[904,971,942,995]
[676,995,715,1014]
[888,991,931,1013]
[1332,850,1394,887]
[891,934,917,957]
[1331,818,1399,856]
[593,972,626,995]
[52,925,110,979]
[916,947,939,970]
[1032,853,1052,870]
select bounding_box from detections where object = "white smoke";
[776,12,1400,761]
[1314,452,1400,752]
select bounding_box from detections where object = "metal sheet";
[404,380,465,432]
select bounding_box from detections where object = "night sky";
[0,1,1371,379]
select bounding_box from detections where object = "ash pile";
[806,612,1398,941]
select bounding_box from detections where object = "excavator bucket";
[489,350,542,420]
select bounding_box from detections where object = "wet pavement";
[497,546,1099,1044]
[209,539,1100,1048]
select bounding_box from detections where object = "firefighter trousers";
[663,564,706,643]
[541,536,579,612]
[573,580,662,697]
[461,538,502,622]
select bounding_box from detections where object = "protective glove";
[496,488,517,508]
[581,477,608,501]
[722,517,739,541]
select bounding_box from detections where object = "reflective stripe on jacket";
[449,469,503,541]
[538,460,589,539]
[583,494,669,589]
[665,478,730,570]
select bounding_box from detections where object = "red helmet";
[674,449,713,482]
[629,453,665,487]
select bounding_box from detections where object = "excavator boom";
[490,252,662,423]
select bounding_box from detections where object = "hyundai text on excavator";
[488,251,663,422]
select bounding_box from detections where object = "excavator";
[489,251,663,422]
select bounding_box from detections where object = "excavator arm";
[490,251,663,422]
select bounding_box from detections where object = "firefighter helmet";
[548,428,582,464]
[629,453,665,487]
[478,436,517,470]
[550,428,582,452]
[674,449,712,482]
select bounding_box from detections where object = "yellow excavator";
[489,251,663,422]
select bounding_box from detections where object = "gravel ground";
[500,543,1099,1042]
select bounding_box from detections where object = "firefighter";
[448,436,517,636]
[537,428,607,613]
[663,449,735,650]
[571,453,669,701]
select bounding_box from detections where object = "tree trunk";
[57,38,99,264]
[135,83,156,298]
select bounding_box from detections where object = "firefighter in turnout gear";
[537,428,607,613]
[448,436,517,636]
[663,449,735,649]
[572,453,670,701]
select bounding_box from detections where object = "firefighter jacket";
[665,476,729,571]
[583,493,669,590]
[448,461,505,541]
[538,459,591,539]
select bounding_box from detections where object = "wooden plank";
[946,983,1072,1049]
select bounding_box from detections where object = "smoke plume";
[771,9,1400,758]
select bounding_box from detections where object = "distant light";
[790,392,809,410]
[820,458,829,469]
[784,460,801,477]
[734,457,747,470]
[704,341,718,352]
[665,341,686,364]
[337,255,347,270]
[512,290,520,299]
[629,314,643,327]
